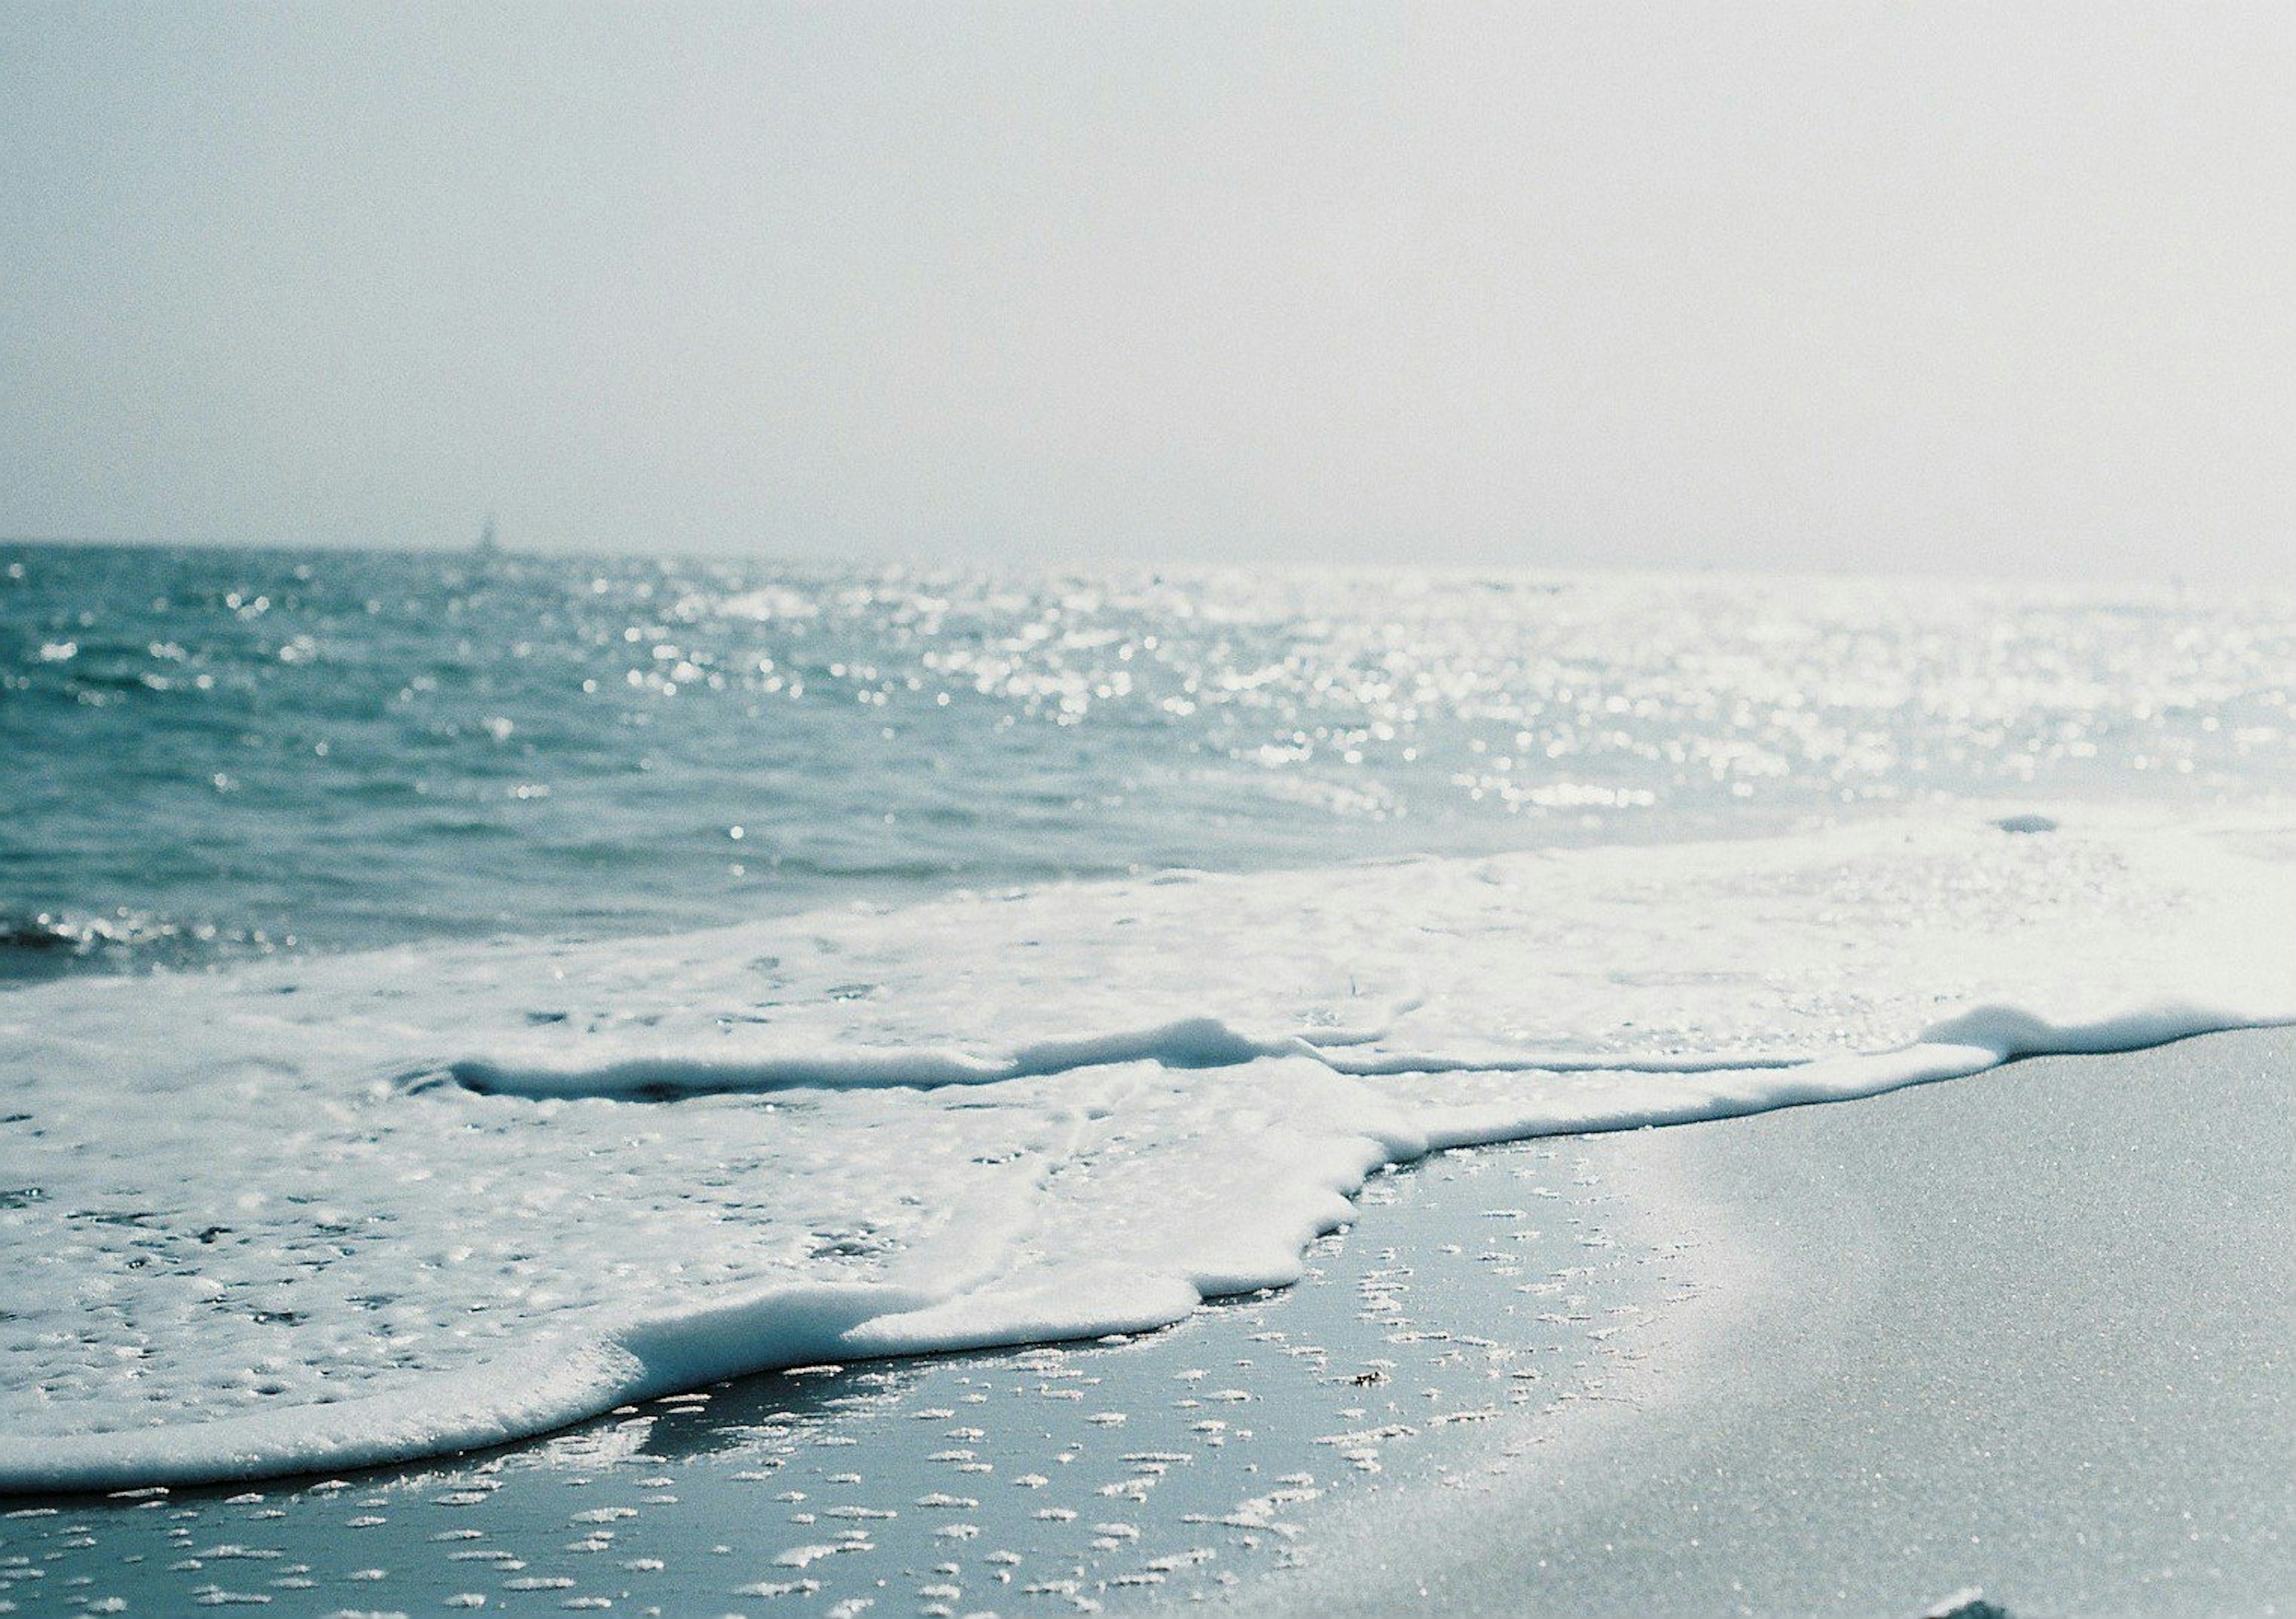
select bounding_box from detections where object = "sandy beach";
[0,1132,1690,1615]
[4,1030,2285,1617]
[1265,1027,2295,1618]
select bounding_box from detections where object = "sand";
[2,1031,2286,1617]
[0,1134,1692,1615]
[1266,1027,2295,1618]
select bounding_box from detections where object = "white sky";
[2,3,2288,579]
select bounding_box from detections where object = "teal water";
[5,539,2295,1499]
[4,542,2291,977]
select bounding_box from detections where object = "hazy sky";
[3,3,2287,579]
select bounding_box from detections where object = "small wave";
[4,807,2292,1493]
[441,1016,1304,1099]
[0,907,257,981]
[6,998,2277,1495]
[433,1013,1819,1102]
[0,1282,930,1493]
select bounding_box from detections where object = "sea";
[4,541,2294,1490]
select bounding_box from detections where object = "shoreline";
[1259,1027,2295,1618]
[0,1131,1709,1615]
[3,1032,2286,1615]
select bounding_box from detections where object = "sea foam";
[2,808,2291,1491]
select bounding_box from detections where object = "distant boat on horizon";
[474,514,501,558]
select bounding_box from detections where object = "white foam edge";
[1,995,2277,1496]
[438,1013,1798,1101]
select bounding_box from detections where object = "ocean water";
[4,542,2294,1490]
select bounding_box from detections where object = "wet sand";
[0,1134,1703,1616]
[1264,1028,2296,1618]
[5,1032,2284,1618]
